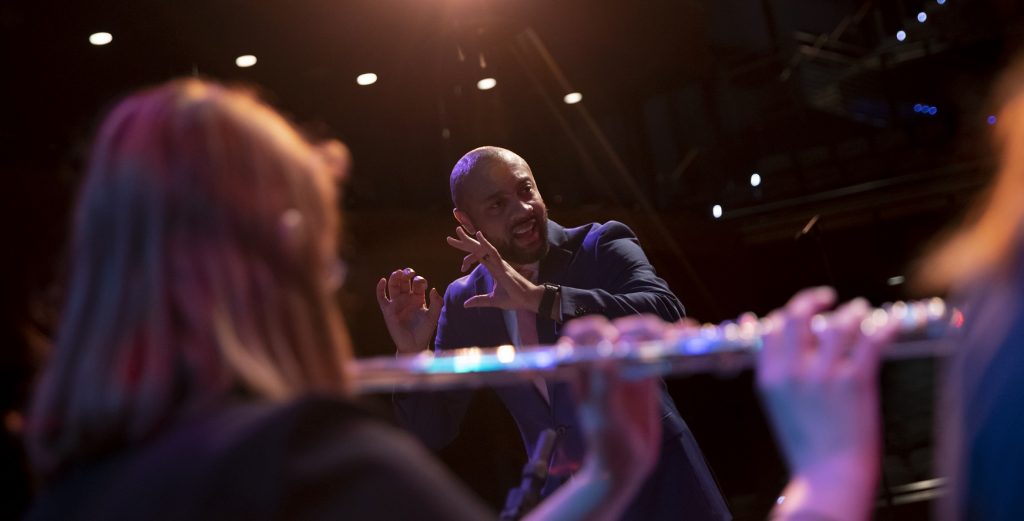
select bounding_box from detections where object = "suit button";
[573,305,587,317]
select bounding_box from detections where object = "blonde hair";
[919,60,1024,290]
[27,79,353,479]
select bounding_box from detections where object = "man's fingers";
[375,277,390,308]
[463,294,497,309]
[411,276,428,297]
[461,253,479,273]
[428,288,444,321]
[474,231,501,262]
[387,269,407,298]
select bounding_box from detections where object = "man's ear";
[453,208,477,234]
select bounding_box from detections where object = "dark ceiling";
[4,0,1024,320]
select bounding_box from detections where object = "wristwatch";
[538,283,560,319]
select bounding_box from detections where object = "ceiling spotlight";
[356,73,378,86]
[712,204,723,219]
[477,77,497,91]
[917,12,927,23]
[563,92,583,104]
[750,173,762,187]
[89,32,113,46]
[896,30,907,42]
[235,55,257,68]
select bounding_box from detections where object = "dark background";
[3,0,1024,518]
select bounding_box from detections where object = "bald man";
[378,147,730,520]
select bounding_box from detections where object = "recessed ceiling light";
[356,73,378,86]
[235,55,257,68]
[477,77,497,91]
[563,92,583,104]
[89,32,113,46]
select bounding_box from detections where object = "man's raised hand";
[375,268,443,354]
[445,227,544,312]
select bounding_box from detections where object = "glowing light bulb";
[89,32,113,46]
[235,55,257,68]
[356,73,378,86]
[477,77,497,91]
[563,92,583,104]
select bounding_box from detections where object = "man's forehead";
[465,162,534,192]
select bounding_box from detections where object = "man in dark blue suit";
[378,146,730,520]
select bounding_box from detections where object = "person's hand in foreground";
[526,315,663,521]
[757,287,899,521]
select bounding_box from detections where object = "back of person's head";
[27,78,353,481]
[920,58,1024,291]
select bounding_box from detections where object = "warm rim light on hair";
[89,32,113,46]
[563,92,583,104]
[477,77,497,91]
[235,55,257,68]
[356,73,378,86]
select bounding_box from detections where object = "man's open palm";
[376,268,443,354]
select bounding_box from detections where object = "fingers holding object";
[809,298,869,379]
[611,314,668,344]
[781,286,837,368]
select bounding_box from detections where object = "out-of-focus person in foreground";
[22,79,660,521]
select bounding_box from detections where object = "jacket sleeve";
[391,285,474,450]
[558,221,685,323]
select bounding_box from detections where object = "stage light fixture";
[357,73,378,86]
[988,115,997,125]
[712,205,723,219]
[917,12,927,23]
[750,173,761,187]
[928,106,938,116]
[887,276,906,286]
[913,104,923,112]
[897,30,907,41]
[937,0,946,4]
[477,78,497,90]
[89,32,113,46]
[235,55,257,68]
[563,92,582,104]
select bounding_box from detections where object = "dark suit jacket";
[395,220,731,520]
